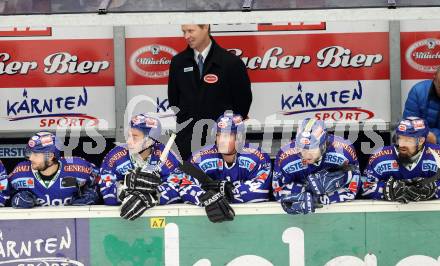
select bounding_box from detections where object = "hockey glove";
[306,168,348,195]
[201,180,235,202]
[200,190,235,223]
[124,167,161,193]
[120,191,157,221]
[404,179,437,201]
[71,187,99,206]
[384,177,409,203]
[12,191,38,209]
[281,192,316,215]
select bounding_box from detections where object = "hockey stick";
[164,132,218,185]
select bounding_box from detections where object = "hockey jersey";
[3,157,97,206]
[179,143,272,205]
[99,142,181,205]
[361,143,440,199]
[273,135,361,204]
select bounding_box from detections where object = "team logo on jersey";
[12,177,35,189]
[406,38,440,73]
[204,74,218,84]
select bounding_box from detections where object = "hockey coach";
[168,24,252,160]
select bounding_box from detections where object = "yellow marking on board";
[150,217,166,228]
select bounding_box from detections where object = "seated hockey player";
[4,131,98,208]
[99,113,181,220]
[0,160,8,206]
[362,117,440,203]
[273,118,361,215]
[180,112,272,208]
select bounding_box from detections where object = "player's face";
[397,135,419,158]
[216,133,237,155]
[29,152,47,171]
[181,24,210,52]
[300,148,322,165]
[127,128,146,153]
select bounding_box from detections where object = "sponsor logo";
[280,81,374,121]
[199,159,221,172]
[398,125,407,131]
[238,157,256,171]
[12,177,35,189]
[129,44,177,79]
[406,38,440,73]
[283,159,305,174]
[6,88,99,128]
[204,74,218,84]
[373,160,399,175]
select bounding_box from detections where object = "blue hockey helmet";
[26,131,61,159]
[129,113,162,142]
[395,117,429,139]
[213,112,245,135]
[295,118,327,150]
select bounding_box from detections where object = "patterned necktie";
[197,54,204,78]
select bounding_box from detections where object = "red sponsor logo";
[27,178,34,185]
[204,74,218,84]
[392,161,399,169]
[405,38,440,73]
[129,44,177,79]
[398,125,407,132]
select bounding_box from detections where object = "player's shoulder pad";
[275,141,300,167]
[240,143,270,163]
[10,161,32,177]
[102,145,129,168]
[190,145,219,164]
[425,143,440,156]
[367,145,394,166]
[327,135,358,161]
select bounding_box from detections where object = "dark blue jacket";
[403,80,440,144]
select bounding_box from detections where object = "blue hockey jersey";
[361,143,440,199]
[0,160,8,206]
[179,143,272,205]
[273,135,361,204]
[3,157,97,206]
[99,142,181,205]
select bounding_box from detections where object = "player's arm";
[272,154,304,202]
[0,162,9,207]
[230,154,272,203]
[99,153,122,206]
